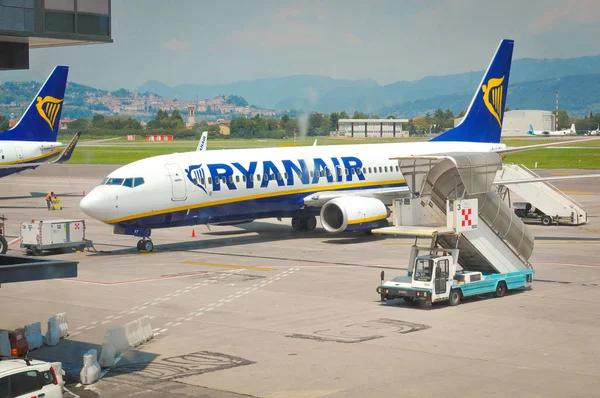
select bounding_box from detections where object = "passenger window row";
[102,177,145,187]
[201,165,400,186]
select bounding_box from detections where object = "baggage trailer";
[20,219,89,256]
[376,244,534,306]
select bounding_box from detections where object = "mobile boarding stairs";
[495,163,587,226]
[372,152,535,304]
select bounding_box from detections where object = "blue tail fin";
[430,39,514,143]
[0,66,69,142]
[527,124,534,135]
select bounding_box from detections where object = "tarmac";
[1,164,600,397]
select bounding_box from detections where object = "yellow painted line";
[561,190,596,195]
[348,214,387,225]
[265,391,341,398]
[382,242,414,246]
[106,178,407,224]
[0,148,62,165]
[183,261,274,272]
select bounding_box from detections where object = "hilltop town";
[0,80,285,123]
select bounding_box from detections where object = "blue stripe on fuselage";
[114,181,407,229]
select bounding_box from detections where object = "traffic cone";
[191,229,196,238]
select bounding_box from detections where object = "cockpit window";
[133,177,145,187]
[123,178,134,188]
[104,178,124,185]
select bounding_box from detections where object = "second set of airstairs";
[373,152,534,275]
[495,163,587,225]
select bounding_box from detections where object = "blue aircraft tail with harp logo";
[430,39,513,144]
[0,65,69,142]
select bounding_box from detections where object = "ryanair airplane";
[0,66,81,178]
[83,39,582,252]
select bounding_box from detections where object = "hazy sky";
[3,0,600,90]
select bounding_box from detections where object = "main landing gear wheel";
[0,236,7,254]
[137,239,154,252]
[291,215,317,232]
[305,215,317,231]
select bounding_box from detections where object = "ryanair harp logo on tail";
[481,76,505,127]
[36,96,63,130]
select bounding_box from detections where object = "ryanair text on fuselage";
[186,156,366,192]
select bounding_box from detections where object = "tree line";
[4,107,598,139]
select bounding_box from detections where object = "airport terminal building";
[336,118,409,138]
[0,0,112,70]
[454,110,555,136]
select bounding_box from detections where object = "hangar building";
[337,118,410,138]
[454,110,555,137]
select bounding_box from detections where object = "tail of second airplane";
[0,66,69,142]
[527,124,535,135]
[430,39,514,144]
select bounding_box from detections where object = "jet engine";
[320,197,389,233]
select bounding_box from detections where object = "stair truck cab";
[377,244,534,306]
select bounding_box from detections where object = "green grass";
[67,137,600,168]
[503,148,600,169]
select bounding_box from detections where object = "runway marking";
[65,269,246,339]
[59,269,228,285]
[152,267,299,336]
[183,261,274,272]
[577,226,600,233]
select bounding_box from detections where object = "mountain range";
[138,55,600,117]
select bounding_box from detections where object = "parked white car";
[0,358,63,398]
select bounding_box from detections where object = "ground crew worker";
[46,191,54,211]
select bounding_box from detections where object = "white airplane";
[586,125,600,136]
[527,123,576,136]
[80,40,599,252]
[0,66,82,177]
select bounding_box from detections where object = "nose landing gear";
[136,238,154,252]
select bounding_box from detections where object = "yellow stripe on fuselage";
[0,148,62,165]
[105,178,407,224]
[348,214,387,225]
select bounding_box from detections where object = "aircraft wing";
[495,136,600,154]
[302,186,410,207]
[494,173,600,185]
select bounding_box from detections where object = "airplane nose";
[80,188,109,221]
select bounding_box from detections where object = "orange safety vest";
[45,193,53,201]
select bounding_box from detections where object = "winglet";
[430,39,514,143]
[313,139,318,146]
[53,131,81,163]
[197,131,208,151]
